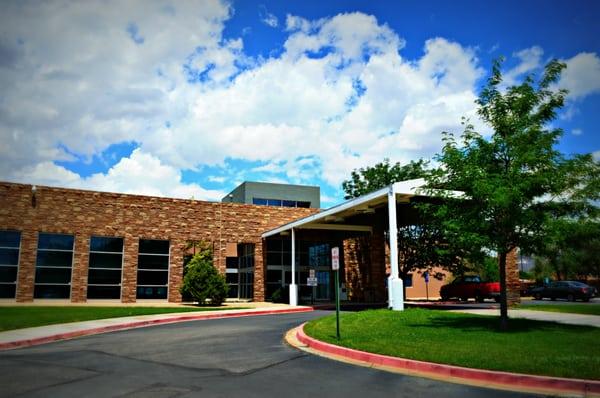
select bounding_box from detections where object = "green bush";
[180,247,228,306]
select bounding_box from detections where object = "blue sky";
[1,0,599,207]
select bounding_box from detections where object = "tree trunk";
[498,251,508,331]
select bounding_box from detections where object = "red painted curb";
[0,307,313,351]
[297,324,600,396]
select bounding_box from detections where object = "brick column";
[369,231,387,302]
[253,239,265,301]
[121,236,138,303]
[168,240,184,303]
[16,229,36,302]
[506,248,521,306]
[71,234,90,302]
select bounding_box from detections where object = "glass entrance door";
[316,271,330,300]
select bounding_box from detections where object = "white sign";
[309,269,316,278]
[331,246,340,270]
[307,277,318,286]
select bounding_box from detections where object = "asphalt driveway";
[0,311,540,398]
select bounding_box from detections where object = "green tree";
[535,219,600,281]
[425,58,599,330]
[342,158,428,199]
[180,244,228,306]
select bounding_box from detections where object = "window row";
[0,231,170,300]
[252,198,311,208]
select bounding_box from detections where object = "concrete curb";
[0,307,313,351]
[293,323,600,397]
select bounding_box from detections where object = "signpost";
[331,246,340,339]
[424,271,429,302]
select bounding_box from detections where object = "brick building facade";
[0,182,314,303]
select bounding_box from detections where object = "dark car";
[531,281,594,302]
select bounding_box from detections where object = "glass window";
[296,201,311,208]
[0,249,19,266]
[282,200,296,207]
[136,239,169,299]
[38,234,74,250]
[35,233,74,299]
[0,230,20,298]
[252,198,268,206]
[0,231,20,248]
[88,236,123,299]
[90,237,124,252]
[267,199,282,206]
[138,239,169,254]
[404,274,413,288]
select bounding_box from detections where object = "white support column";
[289,227,298,306]
[387,187,404,310]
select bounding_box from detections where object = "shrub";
[180,246,228,306]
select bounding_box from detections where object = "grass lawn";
[304,308,600,380]
[0,306,247,332]
[518,303,600,316]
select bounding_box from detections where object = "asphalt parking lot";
[0,311,541,398]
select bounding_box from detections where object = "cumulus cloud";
[8,149,225,201]
[559,52,600,99]
[3,3,594,204]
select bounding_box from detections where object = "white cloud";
[259,5,278,28]
[8,149,225,201]
[503,46,544,86]
[5,5,593,204]
[572,128,583,136]
[593,151,600,161]
[559,52,600,99]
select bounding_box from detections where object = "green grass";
[304,308,600,380]
[0,306,247,332]
[518,304,600,316]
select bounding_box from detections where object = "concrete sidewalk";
[450,308,600,327]
[0,304,314,350]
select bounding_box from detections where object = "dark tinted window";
[267,199,282,206]
[38,233,74,250]
[137,270,169,286]
[89,253,123,269]
[0,231,20,248]
[34,285,70,299]
[0,284,16,298]
[87,285,120,299]
[137,255,169,270]
[88,269,122,284]
[35,267,72,284]
[0,248,19,265]
[136,286,167,299]
[0,266,18,283]
[36,251,73,267]
[404,274,413,287]
[282,200,296,207]
[90,237,123,252]
[139,239,169,254]
[252,198,268,205]
[296,201,311,208]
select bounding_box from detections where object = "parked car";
[440,275,500,302]
[530,281,594,302]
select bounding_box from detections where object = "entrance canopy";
[262,179,460,309]
[262,179,429,239]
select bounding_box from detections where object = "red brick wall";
[0,182,315,303]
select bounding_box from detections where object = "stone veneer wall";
[0,182,315,303]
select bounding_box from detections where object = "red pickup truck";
[440,275,500,302]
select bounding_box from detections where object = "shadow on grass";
[409,314,596,334]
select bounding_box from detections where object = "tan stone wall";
[404,267,449,300]
[0,182,315,303]
[506,248,521,306]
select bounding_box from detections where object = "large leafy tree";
[342,158,428,199]
[425,59,599,329]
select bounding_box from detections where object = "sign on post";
[332,246,341,339]
[307,277,318,286]
[331,247,340,270]
[309,269,316,278]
